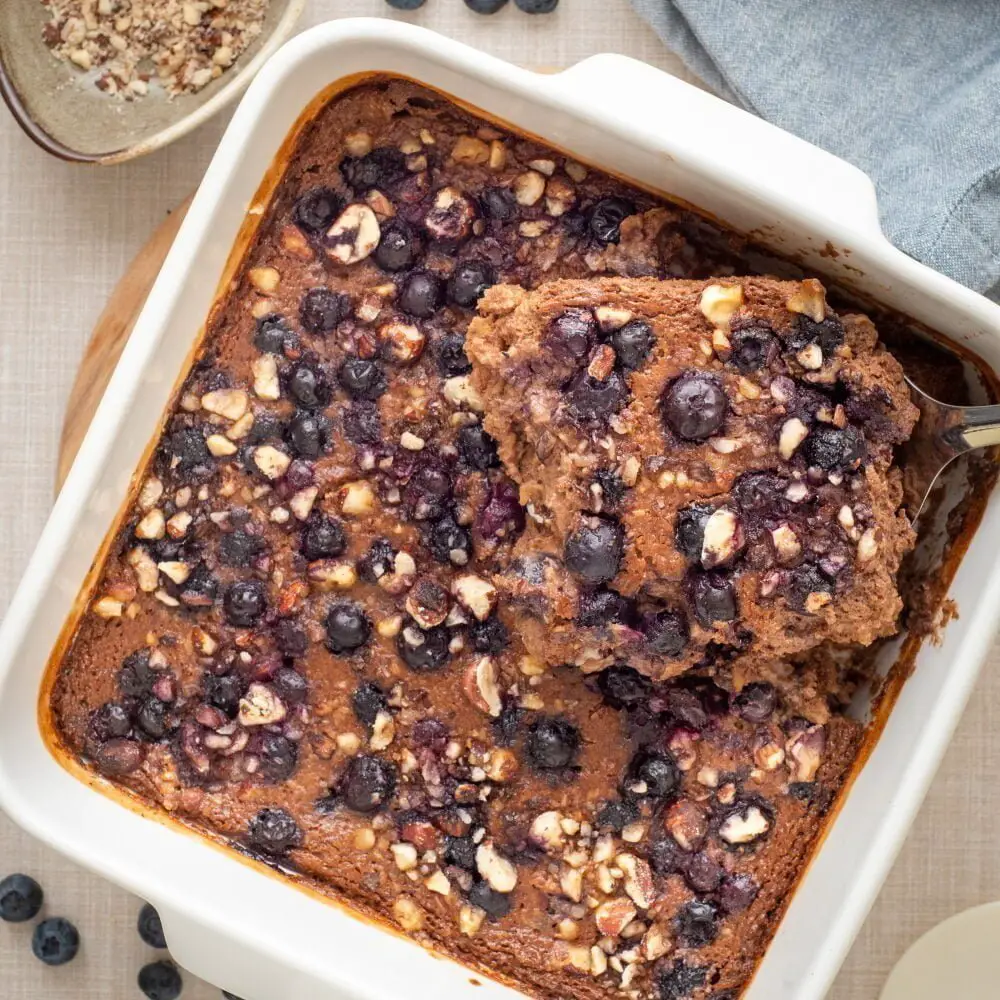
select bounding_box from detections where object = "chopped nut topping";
[452,574,497,621]
[529,810,565,852]
[701,508,744,569]
[513,171,546,207]
[138,477,164,511]
[340,481,376,516]
[476,841,517,892]
[451,136,490,164]
[238,683,286,727]
[206,434,237,457]
[393,896,424,932]
[252,445,291,480]
[326,204,381,266]
[787,278,827,322]
[252,355,280,400]
[463,656,502,717]
[135,508,166,540]
[699,282,744,328]
[249,267,280,294]
[857,528,879,563]
[779,418,810,460]
[719,804,771,844]
[771,524,802,563]
[443,375,484,412]
[595,306,633,332]
[595,898,637,938]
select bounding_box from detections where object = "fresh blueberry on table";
[385,0,427,8]
[31,917,80,966]
[514,0,558,11]
[464,0,510,12]
[0,873,43,922]
[138,959,183,1000]
[137,902,168,948]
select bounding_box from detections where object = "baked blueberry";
[93,738,145,776]
[32,917,80,966]
[342,401,380,446]
[340,147,407,193]
[689,572,738,626]
[118,649,156,698]
[218,530,264,568]
[648,836,685,876]
[405,463,453,521]
[223,580,267,627]
[325,601,371,653]
[253,314,295,354]
[138,961,183,1000]
[627,748,680,800]
[468,614,509,654]
[137,903,167,948]
[358,538,396,583]
[611,319,655,370]
[178,564,219,608]
[435,332,472,377]
[89,702,132,742]
[299,287,350,335]
[273,667,308,705]
[247,808,300,855]
[596,665,651,709]
[464,0,509,11]
[338,357,388,400]
[674,900,719,948]
[526,716,580,770]
[662,371,728,441]
[203,673,246,716]
[287,411,328,457]
[643,608,690,657]
[786,563,834,613]
[731,471,787,513]
[301,514,347,561]
[564,517,624,585]
[458,425,499,470]
[734,682,777,723]
[168,427,211,472]
[657,961,708,1000]
[341,754,397,813]
[426,513,473,566]
[566,368,629,420]
[352,681,388,727]
[447,260,496,307]
[288,362,330,409]
[545,309,596,366]
[0,874,43,923]
[293,188,342,234]
[375,220,419,272]
[135,697,170,740]
[595,798,639,832]
[275,620,309,658]
[791,312,845,353]
[577,588,634,627]
[443,835,478,870]
[257,733,298,783]
[674,502,715,562]
[719,872,759,914]
[399,270,443,318]
[803,426,865,472]
[480,187,516,221]
[467,880,513,920]
[729,321,778,373]
[476,478,525,540]
[588,196,634,243]
[397,620,452,671]
[593,468,628,510]
[683,853,724,893]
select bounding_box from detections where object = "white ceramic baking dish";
[2,18,1000,1000]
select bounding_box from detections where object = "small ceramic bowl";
[0,0,305,164]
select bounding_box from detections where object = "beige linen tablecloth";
[1,2,998,996]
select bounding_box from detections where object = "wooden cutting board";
[56,195,192,491]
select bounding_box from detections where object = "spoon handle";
[949,403,1000,451]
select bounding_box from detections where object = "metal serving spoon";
[901,377,1000,518]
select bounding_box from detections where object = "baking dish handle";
[552,54,884,241]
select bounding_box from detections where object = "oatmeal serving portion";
[46,76,952,1000]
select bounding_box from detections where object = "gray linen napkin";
[629,0,1000,301]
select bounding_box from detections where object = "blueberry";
[223,580,267,627]
[476,477,525,540]
[648,837,685,876]
[464,0,509,10]
[595,798,639,832]
[247,412,284,444]
[526,716,580,770]
[203,673,246,715]
[358,538,396,583]
[342,401,380,446]
[662,371,728,441]
[447,260,496,307]
[514,0,558,9]
[493,702,522,746]
[94,738,145,776]
[338,357,388,401]
[178,564,219,608]
[577,588,634,627]
[167,427,211,472]
[734,682,777,723]
[135,698,170,740]
[545,309,596,366]
[273,666,308,705]
[405,463,453,521]
[385,0,426,9]
[657,961,708,1000]
[31,917,80,966]
[480,187,516,221]
[443,835,478,870]
[325,601,371,654]
[786,563,834,613]
[89,702,132,742]
[468,615,509,654]
[596,665,651,709]
[218,530,264,568]
[426,514,473,565]
[253,314,294,354]
[588,196,634,243]
[0,874,43,923]
[397,620,452,671]
[688,572,738,626]
[257,733,298,783]
[802,426,865,472]
[137,903,167,948]
[374,220,419,272]
[301,514,347,561]
[791,313,845,353]
[299,287,350,335]
[138,960,183,1000]
[119,649,156,698]
[399,270,443,318]
[341,754,397,813]
[611,320,654,370]
[288,362,330,409]
[293,188,342,234]
[458,425,499,470]
[593,468,628,510]
[352,682,388,727]
[435,332,472,377]
[247,808,300,855]
[729,321,778,373]
[627,748,680,800]
[731,471,786,513]
[718,872,758,914]
[683,853,724,893]
[340,147,407,193]
[674,502,715,561]
[467,880,513,920]
[566,368,629,420]
[287,412,327,457]
[564,517,624,585]
[674,900,719,949]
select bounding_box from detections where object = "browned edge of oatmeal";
[34,70,1000,998]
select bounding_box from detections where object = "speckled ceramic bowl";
[0,0,304,164]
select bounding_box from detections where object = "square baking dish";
[2,18,1000,1000]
